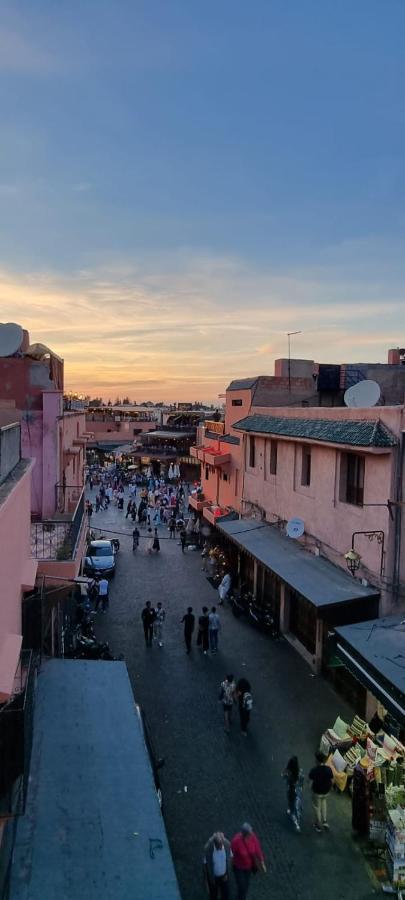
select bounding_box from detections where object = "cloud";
[0,246,404,401]
[0,24,55,73]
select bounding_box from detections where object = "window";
[249,436,256,468]
[234,470,239,496]
[269,440,278,475]
[223,472,228,482]
[232,398,242,406]
[340,453,365,506]
[205,467,209,480]
[301,446,311,486]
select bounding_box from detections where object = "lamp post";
[344,549,361,577]
[287,331,302,392]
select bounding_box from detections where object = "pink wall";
[0,460,34,636]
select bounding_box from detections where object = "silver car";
[84,540,116,578]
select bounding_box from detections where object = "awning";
[335,618,405,726]
[217,518,380,609]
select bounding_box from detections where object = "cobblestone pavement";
[89,493,378,900]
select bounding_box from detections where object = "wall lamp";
[344,549,362,576]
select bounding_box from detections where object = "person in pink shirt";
[230,823,266,900]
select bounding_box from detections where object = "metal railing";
[55,482,84,513]
[31,489,85,560]
[0,650,36,818]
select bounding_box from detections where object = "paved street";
[89,493,378,900]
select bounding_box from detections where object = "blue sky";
[0,1,404,400]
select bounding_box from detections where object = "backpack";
[243,692,253,711]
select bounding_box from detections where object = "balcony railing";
[31,489,85,560]
[55,482,84,514]
[0,650,36,818]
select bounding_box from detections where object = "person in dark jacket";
[197,606,209,655]
[309,751,334,832]
[203,832,232,900]
[141,601,155,647]
[235,678,253,737]
[181,606,195,654]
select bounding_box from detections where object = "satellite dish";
[344,380,381,408]
[286,517,305,539]
[0,322,23,357]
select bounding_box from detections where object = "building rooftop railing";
[31,489,85,560]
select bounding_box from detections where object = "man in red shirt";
[230,823,266,900]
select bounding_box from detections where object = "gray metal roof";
[11,659,182,900]
[335,618,405,724]
[220,433,240,445]
[226,377,259,391]
[232,414,397,448]
[143,430,195,439]
[217,518,380,608]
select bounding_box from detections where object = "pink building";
[0,328,89,586]
[0,422,36,702]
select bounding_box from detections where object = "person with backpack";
[282,756,304,832]
[219,674,236,734]
[236,678,253,737]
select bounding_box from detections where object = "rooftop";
[336,617,405,724]
[232,414,398,448]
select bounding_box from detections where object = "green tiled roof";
[232,414,397,448]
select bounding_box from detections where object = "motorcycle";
[231,589,253,618]
[248,600,279,638]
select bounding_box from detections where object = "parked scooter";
[231,589,253,618]
[248,600,279,638]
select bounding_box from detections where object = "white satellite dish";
[286,517,305,539]
[0,322,23,357]
[344,380,381,409]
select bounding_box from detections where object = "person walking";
[203,832,232,900]
[180,526,187,552]
[141,601,155,647]
[309,751,334,833]
[209,606,221,653]
[169,516,176,539]
[95,576,109,613]
[152,527,160,553]
[218,571,231,605]
[132,526,140,551]
[230,823,266,900]
[235,678,253,736]
[153,601,165,647]
[219,674,236,734]
[125,499,132,518]
[197,606,209,655]
[147,528,154,553]
[181,606,195,654]
[282,756,304,832]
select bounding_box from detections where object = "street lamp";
[344,549,361,577]
[287,331,302,392]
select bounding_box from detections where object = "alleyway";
[90,494,377,900]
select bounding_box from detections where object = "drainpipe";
[393,431,405,608]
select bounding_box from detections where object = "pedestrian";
[87,575,99,606]
[180,526,187,552]
[181,606,195,654]
[95,576,109,613]
[95,493,101,513]
[153,601,165,647]
[89,476,93,490]
[152,527,160,552]
[282,756,304,832]
[219,674,236,734]
[197,606,210,655]
[308,751,334,833]
[132,526,140,551]
[218,571,231,605]
[230,823,266,900]
[146,528,154,553]
[203,831,233,900]
[209,606,221,653]
[125,499,132,518]
[131,502,137,522]
[235,678,253,737]
[169,517,176,539]
[141,601,155,647]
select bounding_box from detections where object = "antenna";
[344,380,381,408]
[0,322,23,357]
[286,517,305,539]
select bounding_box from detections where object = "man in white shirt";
[96,577,109,613]
[203,832,232,900]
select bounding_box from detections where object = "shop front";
[217,518,380,672]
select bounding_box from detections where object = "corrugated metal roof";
[217,519,380,608]
[232,414,397,448]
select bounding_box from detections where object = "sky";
[0,1,404,402]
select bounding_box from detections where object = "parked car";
[83,539,116,578]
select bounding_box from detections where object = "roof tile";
[232,414,397,448]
